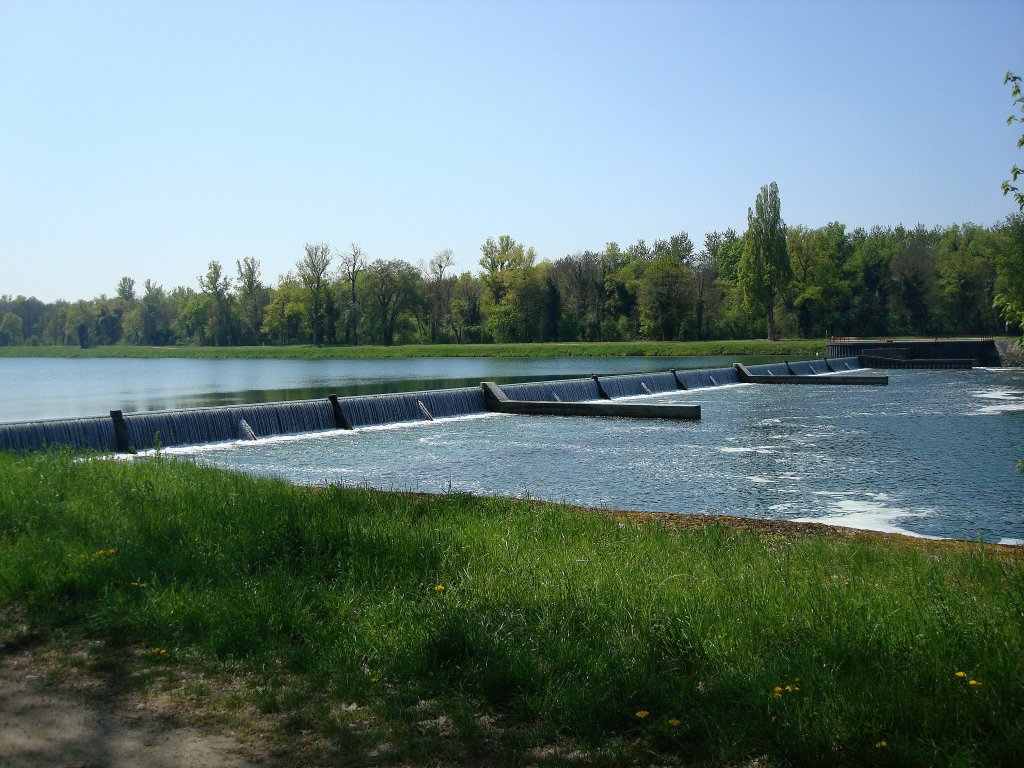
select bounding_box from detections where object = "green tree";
[888,226,940,335]
[173,291,213,344]
[478,235,535,304]
[364,259,422,346]
[1003,71,1024,210]
[43,301,69,345]
[787,223,852,338]
[0,312,24,346]
[1,295,47,345]
[261,276,308,345]
[122,280,174,345]
[448,272,485,343]
[935,224,1000,334]
[994,213,1024,337]
[64,300,96,348]
[603,259,644,340]
[846,227,895,336]
[712,229,743,283]
[652,231,695,265]
[236,257,268,345]
[93,297,126,345]
[637,256,693,340]
[116,276,136,302]
[739,182,791,340]
[552,251,604,341]
[337,243,365,345]
[423,248,455,343]
[198,260,236,345]
[692,232,726,339]
[297,242,332,345]
[996,73,1024,340]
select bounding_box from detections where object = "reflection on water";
[164,368,1024,544]
[0,355,792,421]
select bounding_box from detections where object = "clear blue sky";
[1,0,1021,303]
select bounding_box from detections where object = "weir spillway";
[0,356,881,454]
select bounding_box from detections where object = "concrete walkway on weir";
[733,364,888,386]
[481,382,701,420]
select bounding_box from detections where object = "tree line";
[2,201,1022,349]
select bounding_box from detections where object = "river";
[0,355,780,421]
[3,357,1021,544]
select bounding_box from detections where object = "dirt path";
[0,651,276,768]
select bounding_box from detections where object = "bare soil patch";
[0,642,279,768]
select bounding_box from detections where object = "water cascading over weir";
[0,356,875,454]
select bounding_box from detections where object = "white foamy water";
[793,496,942,539]
[974,389,1021,399]
[971,388,1024,414]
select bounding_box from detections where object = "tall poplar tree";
[739,181,791,340]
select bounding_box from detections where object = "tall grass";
[1,451,1021,766]
[0,339,827,360]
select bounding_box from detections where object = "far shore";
[0,339,830,360]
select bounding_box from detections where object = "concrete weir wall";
[733,363,888,386]
[1,356,882,454]
[827,338,999,367]
[481,382,700,420]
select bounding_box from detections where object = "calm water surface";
[158,368,1024,544]
[0,355,782,421]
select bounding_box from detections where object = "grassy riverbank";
[0,339,826,360]
[1,452,1021,766]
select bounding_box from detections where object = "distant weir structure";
[1,355,886,454]
[826,337,1000,369]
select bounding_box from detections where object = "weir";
[0,356,885,453]
[827,337,998,367]
[0,415,117,453]
[337,386,486,429]
[595,371,681,398]
[120,400,337,450]
[499,377,603,403]
[676,366,741,390]
[481,382,700,420]
[733,361,888,386]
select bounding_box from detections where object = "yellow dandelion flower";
[773,692,782,700]
[635,710,649,719]
[370,676,380,683]
[668,718,681,727]
[150,647,168,656]
[875,740,888,749]
[968,679,982,686]
[434,584,445,592]
[129,581,148,588]
[773,686,783,694]
[955,671,967,678]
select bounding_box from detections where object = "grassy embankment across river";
[0,339,826,360]
[1,451,1021,766]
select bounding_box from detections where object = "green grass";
[2,451,1021,766]
[0,339,827,360]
